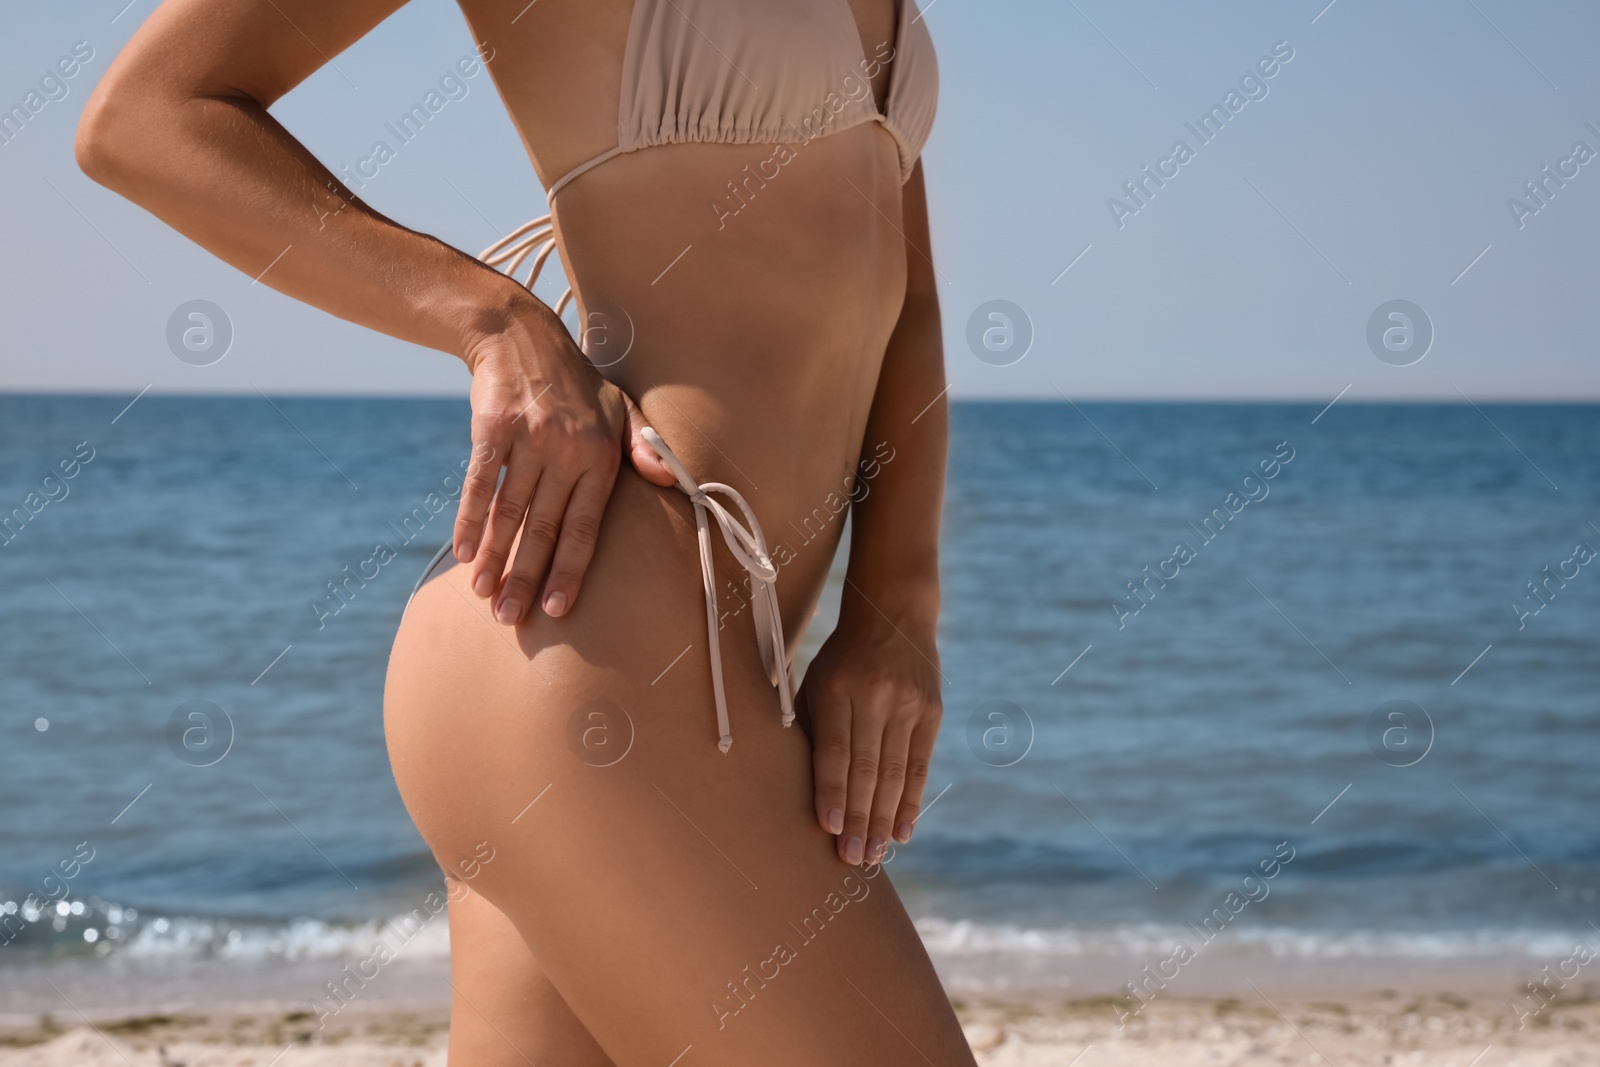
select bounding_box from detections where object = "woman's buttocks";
[549,125,910,527]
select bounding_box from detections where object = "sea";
[2,396,1598,1004]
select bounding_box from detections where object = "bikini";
[409,0,938,751]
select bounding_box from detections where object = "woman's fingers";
[491,416,619,621]
[810,670,941,865]
[494,470,571,624]
[893,717,938,844]
[540,469,614,618]
[460,366,636,623]
[453,433,507,566]
[623,390,677,487]
[810,690,852,840]
[867,712,917,860]
[471,435,540,601]
[840,710,886,866]
[454,306,639,620]
[473,473,540,599]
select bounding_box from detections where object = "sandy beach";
[2,991,1598,1066]
[4,945,1599,1067]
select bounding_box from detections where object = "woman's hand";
[799,601,942,865]
[454,300,675,625]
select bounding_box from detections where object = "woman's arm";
[801,160,946,865]
[76,0,671,624]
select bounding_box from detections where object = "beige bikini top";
[481,0,939,311]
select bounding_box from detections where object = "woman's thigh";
[445,879,615,1066]
[385,469,974,1067]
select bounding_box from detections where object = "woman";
[77,0,970,1062]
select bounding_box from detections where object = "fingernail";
[543,591,568,617]
[455,541,475,563]
[866,837,885,861]
[844,836,864,865]
[827,808,844,835]
[895,821,913,843]
[495,598,520,624]
[473,572,495,597]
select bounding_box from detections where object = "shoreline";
[0,946,1578,1010]
[0,946,1584,1009]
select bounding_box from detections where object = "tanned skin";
[79,1,964,1063]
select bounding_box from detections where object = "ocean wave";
[5,890,1583,965]
[118,913,452,962]
[0,895,451,962]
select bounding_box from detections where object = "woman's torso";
[452,0,934,632]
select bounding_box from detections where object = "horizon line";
[2,389,1597,405]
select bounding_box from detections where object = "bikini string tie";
[479,215,574,321]
[642,427,795,753]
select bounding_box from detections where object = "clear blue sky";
[2,0,1597,399]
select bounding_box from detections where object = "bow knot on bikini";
[642,427,795,753]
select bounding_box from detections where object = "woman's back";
[456,0,933,624]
